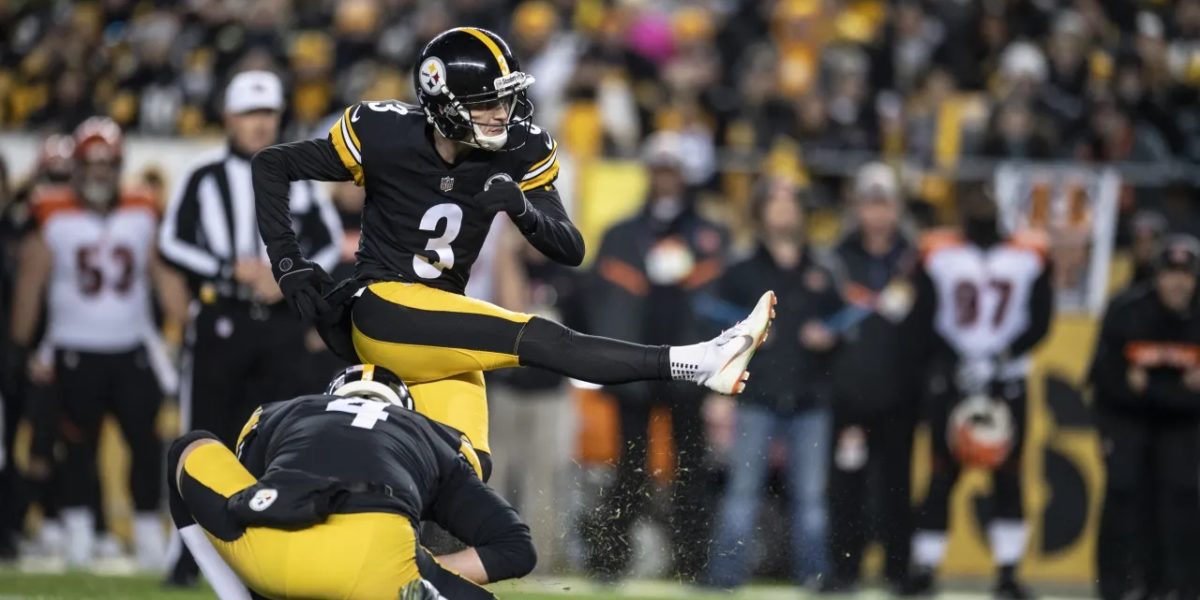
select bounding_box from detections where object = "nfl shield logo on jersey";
[440,176,454,192]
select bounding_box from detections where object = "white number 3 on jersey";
[326,398,390,429]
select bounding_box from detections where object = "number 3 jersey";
[328,101,561,293]
[33,186,158,352]
[911,229,1054,379]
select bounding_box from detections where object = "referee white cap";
[225,71,284,114]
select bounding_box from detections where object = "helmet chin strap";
[450,104,508,151]
[471,123,508,150]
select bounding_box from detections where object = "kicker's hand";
[474,180,530,219]
[275,258,333,322]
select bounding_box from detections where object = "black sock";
[516,317,670,383]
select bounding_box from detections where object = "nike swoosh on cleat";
[719,335,754,365]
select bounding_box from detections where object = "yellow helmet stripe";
[458,27,510,76]
[362,364,375,381]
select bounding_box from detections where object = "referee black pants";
[181,301,311,445]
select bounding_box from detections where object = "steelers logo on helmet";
[419,57,448,96]
[413,27,537,151]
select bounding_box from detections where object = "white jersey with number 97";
[34,186,158,353]
[922,230,1048,371]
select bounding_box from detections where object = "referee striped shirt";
[158,147,341,295]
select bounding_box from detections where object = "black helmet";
[414,27,535,151]
[1153,234,1200,274]
[326,364,414,409]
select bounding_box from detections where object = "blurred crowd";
[2,0,1200,173]
[0,0,1199,598]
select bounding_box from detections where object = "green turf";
[0,572,678,600]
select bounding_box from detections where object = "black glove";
[474,180,530,219]
[275,258,333,322]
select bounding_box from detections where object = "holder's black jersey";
[253,100,583,294]
[235,394,486,522]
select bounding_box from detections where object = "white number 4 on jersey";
[326,398,390,429]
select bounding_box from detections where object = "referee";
[158,70,341,586]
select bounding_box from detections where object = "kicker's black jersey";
[235,394,486,522]
[254,100,583,295]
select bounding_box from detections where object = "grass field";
[0,571,1097,600]
[0,572,742,600]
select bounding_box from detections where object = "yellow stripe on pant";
[351,281,535,454]
[181,442,421,599]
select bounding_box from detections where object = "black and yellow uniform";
[167,394,535,600]
[254,100,576,457]
[253,100,673,459]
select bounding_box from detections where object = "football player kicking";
[169,364,533,600]
[253,27,775,477]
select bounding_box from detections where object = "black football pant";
[1096,410,1200,600]
[913,380,1027,540]
[827,406,914,585]
[56,348,163,513]
[581,382,711,581]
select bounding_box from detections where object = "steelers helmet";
[326,364,414,409]
[947,394,1014,470]
[414,27,535,151]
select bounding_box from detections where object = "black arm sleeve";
[252,137,352,280]
[292,181,343,272]
[511,188,585,267]
[431,459,536,581]
[1005,261,1054,358]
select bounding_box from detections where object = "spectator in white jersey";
[8,118,188,570]
[899,183,1053,598]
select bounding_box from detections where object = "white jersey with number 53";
[34,185,158,352]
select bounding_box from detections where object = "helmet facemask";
[426,71,536,151]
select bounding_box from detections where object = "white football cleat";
[674,291,776,395]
